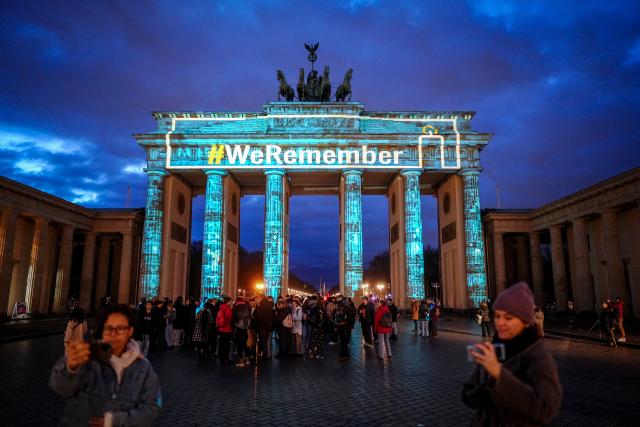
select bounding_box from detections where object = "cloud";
[0,126,87,154]
[70,188,99,204]
[122,163,146,174]
[14,158,53,174]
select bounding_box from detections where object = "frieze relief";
[269,117,358,131]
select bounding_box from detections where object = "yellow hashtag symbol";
[208,145,225,165]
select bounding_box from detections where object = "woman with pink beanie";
[462,282,562,426]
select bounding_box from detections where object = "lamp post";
[362,283,369,297]
[376,284,384,299]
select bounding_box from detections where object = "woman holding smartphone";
[462,282,562,426]
[50,305,162,426]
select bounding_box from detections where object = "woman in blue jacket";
[50,304,162,426]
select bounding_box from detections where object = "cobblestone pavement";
[1,320,638,426]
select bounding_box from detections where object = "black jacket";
[253,300,275,331]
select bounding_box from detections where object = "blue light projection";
[202,170,226,300]
[264,170,285,298]
[343,170,363,297]
[402,170,425,299]
[140,170,167,299]
[461,170,488,307]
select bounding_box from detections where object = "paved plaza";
[1,319,638,426]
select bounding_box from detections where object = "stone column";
[529,231,545,305]
[118,231,133,304]
[492,232,506,295]
[25,217,49,313]
[572,217,595,312]
[401,171,424,300]
[0,208,18,316]
[341,170,364,298]
[601,209,627,303]
[79,232,97,310]
[52,225,74,312]
[549,224,568,311]
[461,170,488,307]
[139,170,167,299]
[515,234,530,283]
[263,170,286,299]
[201,170,226,300]
[95,236,111,306]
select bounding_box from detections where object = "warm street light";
[255,282,265,291]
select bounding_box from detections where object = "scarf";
[109,339,143,384]
[493,326,540,360]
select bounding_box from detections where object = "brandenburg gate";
[134,101,492,309]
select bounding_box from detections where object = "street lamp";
[255,282,265,292]
[362,283,369,297]
[376,284,384,298]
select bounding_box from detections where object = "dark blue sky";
[1,1,639,285]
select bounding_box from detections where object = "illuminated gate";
[134,102,491,309]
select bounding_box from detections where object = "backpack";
[310,306,323,326]
[282,313,293,329]
[334,307,348,326]
[215,309,225,328]
[380,311,392,328]
[235,305,251,329]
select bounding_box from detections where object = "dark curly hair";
[94,304,136,339]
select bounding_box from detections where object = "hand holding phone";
[467,342,505,379]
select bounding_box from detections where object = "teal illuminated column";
[461,170,488,307]
[139,169,167,299]
[343,170,363,297]
[202,170,226,300]
[402,170,425,299]
[264,170,286,299]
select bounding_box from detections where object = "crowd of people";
[132,293,428,365]
[50,283,569,426]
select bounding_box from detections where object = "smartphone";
[89,339,111,362]
[467,343,506,362]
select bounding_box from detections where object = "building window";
[443,192,450,215]
[177,193,186,215]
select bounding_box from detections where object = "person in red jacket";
[216,296,234,365]
[374,299,393,360]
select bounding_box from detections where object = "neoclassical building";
[133,102,492,311]
[482,167,640,316]
[0,176,143,317]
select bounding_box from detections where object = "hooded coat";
[462,328,562,426]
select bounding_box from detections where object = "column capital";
[343,169,363,177]
[33,216,49,227]
[601,208,619,218]
[204,169,226,177]
[400,170,421,177]
[459,168,482,177]
[264,169,285,177]
[84,230,97,237]
[143,168,168,176]
[60,224,75,238]
[571,216,588,225]
[549,223,563,231]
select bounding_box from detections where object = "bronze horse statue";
[276,70,295,102]
[321,66,331,102]
[335,68,353,102]
[297,68,305,101]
